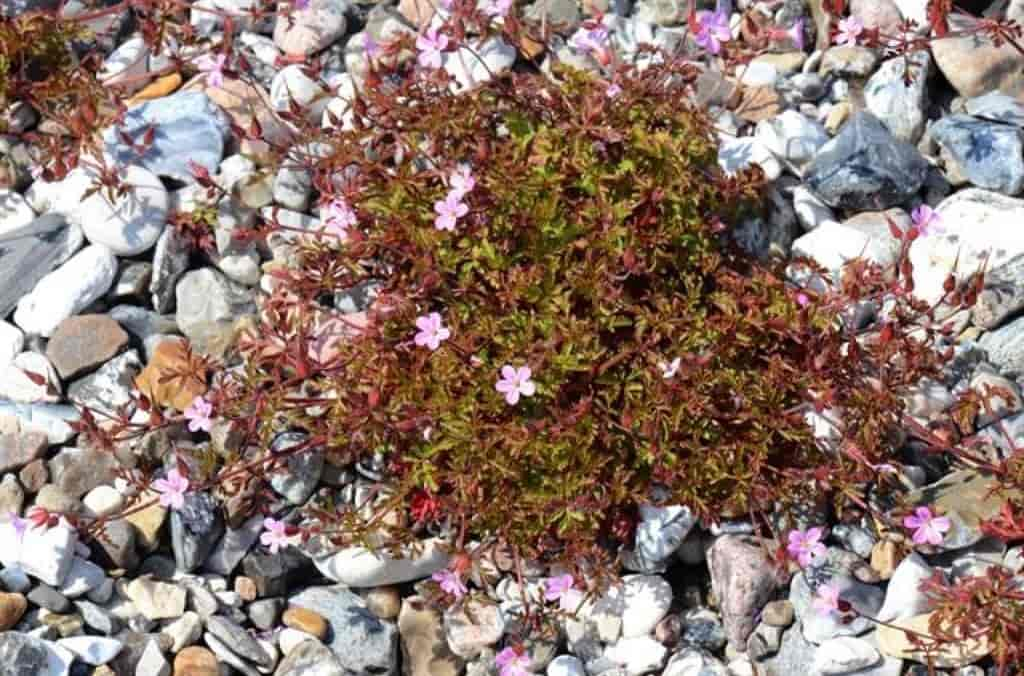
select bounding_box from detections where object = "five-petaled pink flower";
[571,25,609,55]
[911,204,943,238]
[813,582,842,617]
[432,568,468,598]
[543,573,583,611]
[184,396,213,433]
[903,506,951,546]
[796,292,810,307]
[835,16,864,47]
[260,518,291,554]
[433,191,468,231]
[195,53,227,88]
[786,527,827,567]
[324,197,358,238]
[606,82,622,98]
[153,469,190,510]
[363,33,382,60]
[495,647,532,676]
[449,166,476,197]
[495,365,536,405]
[414,312,451,351]
[416,28,448,70]
[484,0,512,17]
[695,6,732,55]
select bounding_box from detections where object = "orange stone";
[173,646,219,676]
[282,607,329,640]
[134,338,207,411]
[124,73,183,107]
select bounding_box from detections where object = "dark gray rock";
[931,114,1024,195]
[27,584,71,613]
[205,515,263,576]
[171,491,224,573]
[804,112,929,210]
[150,227,192,314]
[102,92,230,183]
[75,599,122,635]
[288,584,399,675]
[206,615,273,667]
[248,597,285,631]
[0,215,84,318]
[269,433,323,505]
[89,518,140,571]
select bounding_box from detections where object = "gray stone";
[708,536,780,650]
[0,215,84,319]
[0,402,78,445]
[804,112,929,210]
[175,268,256,356]
[980,316,1024,377]
[108,261,153,302]
[0,432,47,474]
[89,518,140,571]
[102,92,230,183]
[865,51,930,143]
[203,631,262,676]
[135,639,170,676]
[47,447,120,498]
[206,615,273,667]
[171,491,225,573]
[248,597,284,630]
[966,91,1024,128]
[274,638,346,676]
[288,584,399,675]
[0,474,24,514]
[681,608,727,652]
[790,572,884,644]
[931,114,1024,195]
[269,433,324,505]
[205,515,263,576]
[74,600,121,635]
[150,227,191,314]
[27,585,71,613]
[66,350,142,417]
[0,631,71,676]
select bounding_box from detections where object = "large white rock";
[755,110,830,170]
[79,165,168,255]
[718,136,783,181]
[0,518,78,586]
[0,351,61,403]
[56,636,123,666]
[13,245,117,337]
[0,320,24,368]
[791,215,902,281]
[0,189,37,236]
[604,636,668,674]
[24,167,97,225]
[601,574,673,639]
[910,188,1024,329]
[813,636,882,674]
[876,552,937,622]
[312,537,450,587]
[270,65,329,124]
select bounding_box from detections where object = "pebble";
[966,91,1024,128]
[270,65,330,125]
[82,485,124,517]
[0,351,61,403]
[717,136,783,181]
[604,635,668,675]
[174,268,256,358]
[170,483,225,573]
[804,112,929,210]
[865,51,931,143]
[55,635,123,665]
[444,39,517,94]
[102,91,231,182]
[0,429,48,473]
[275,638,347,676]
[0,215,85,322]
[205,615,273,667]
[97,35,148,90]
[248,598,284,630]
[57,557,106,598]
[0,592,27,630]
[79,165,168,255]
[273,0,348,56]
[754,110,829,170]
[269,433,324,504]
[876,612,991,667]
[206,515,262,576]
[0,518,78,586]
[444,598,505,659]
[282,607,329,640]
[708,536,779,650]
[13,244,118,338]
[791,572,884,644]
[627,504,695,573]
[312,537,449,587]
[0,189,36,235]
[136,638,172,676]
[931,13,1024,102]
[160,611,203,652]
[812,636,881,674]
[547,654,586,676]
[0,631,73,676]
[0,320,24,368]
[173,645,220,676]
[361,586,401,620]
[124,578,187,620]
[931,114,1024,195]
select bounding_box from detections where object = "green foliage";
[0,14,84,105]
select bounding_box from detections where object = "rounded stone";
[282,606,329,640]
[0,592,27,630]
[361,586,401,620]
[173,646,219,676]
[45,314,130,380]
[79,165,168,256]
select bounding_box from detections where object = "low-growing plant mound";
[210,62,945,572]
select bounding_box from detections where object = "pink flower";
[184,396,213,433]
[294,0,309,8]
[363,33,382,60]
[768,18,805,51]
[433,191,469,231]
[796,292,810,307]
[571,25,609,55]
[153,469,190,511]
[432,568,468,598]
[659,357,680,379]
[416,28,448,70]
[696,7,732,55]
[495,365,536,405]
[449,166,476,197]
[835,16,864,47]
[414,312,451,351]
[911,204,943,237]
[543,573,583,611]
[605,82,622,98]
[195,53,227,88]
[259,518,291,554]
[324,197,358,238]
[484,0,512,17]
[786,527,827,567]
[7,513,27,542]
[495,647,532,676]
[813,582,842,617]
[904,506,951,546]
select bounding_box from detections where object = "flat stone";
[124,72,183,106]
[0,430,48,473]
[791,571,884,644]
[282,607,329,640]
[0,631,73,676]
[0,518,77,586]
[876,552,937,622]
[905,469,1019,550]
[135,639,171,676]
[966,91,1024,128]
[79,165,168,255]
[812,636,881,674]
[172,646,219,676]
[274,638,346,676]
[931,114,1024,195]
[754,110,830,170]
[0,593,26,631]
[150,227,191,313]
[56,636,123,665]
[443,598,504,659]
[0,190,35,235]
[66,350,142,417]
[204,514,262,576]
[134,337,207,412]
[932,14,1024,102]
[0,215,85,320]
[14,244,117,338]
[124,578,187,621]
[47,447,121,498]
[398,598,463,676]
[90,518,139,571]
[819,46,879,78]
[269,432,323,505]
[102,92,230,183]
[170,490,224,573]
[311,537,449,587]
[273,0,348,56]
[0,351,61,404]
[804,112,929,211]
[57,556,106,598]
[174,268,256,357]
[288,584,399,674]
[0,321,23,368]
[876,612,990,667]
[205,615,272,667]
